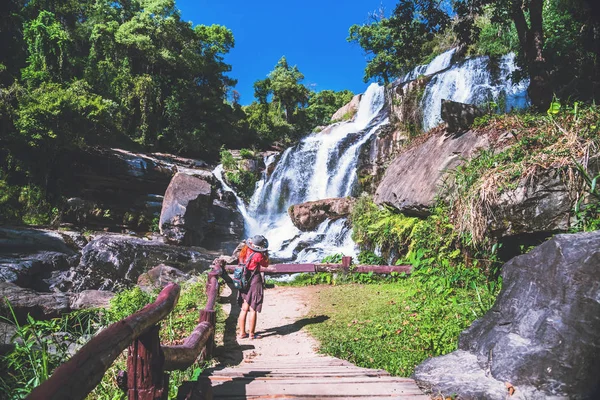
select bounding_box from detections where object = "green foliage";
[357,250,385,265]
[321,253,345,264]
[106,286,155,323]
[220,146,260,201]
[466,12,519,58]
[219,147,237,170]
[246,58,354,145]
[0,304,104,399]
[307,280,497,376]
[348,2,451,84]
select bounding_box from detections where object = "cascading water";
[421,52,529,131]
[214,83,388,262]
[399,49,529,131]
[213,51,529,263]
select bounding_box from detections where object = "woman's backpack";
[233,251,256,290]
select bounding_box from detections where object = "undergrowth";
[0,276,223,400]
[454,103,600,243]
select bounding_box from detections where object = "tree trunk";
[511,0,551,111]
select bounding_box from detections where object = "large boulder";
[137,264,191,292]
[375,130,490,216]
[69,290,114,310]
[414,231,600,399]
[288,198,356,231]
[64,234,216,291]
[331,94,362,122]
[0,227,81,291]
[489,168,573,237]
[0,282,71,324]
[441,99,485,132]
[159,172,213,246]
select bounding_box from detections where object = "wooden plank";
[211,380,427,397]
[267,264,316,273]
[224,264,412,275]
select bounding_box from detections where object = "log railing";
[26,262,222,400]
[24,257,410,400]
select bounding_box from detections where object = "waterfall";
[213,51,529,262]
[417,51,528,131]
[214,83,388,262]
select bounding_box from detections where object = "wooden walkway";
[201,285,429,399]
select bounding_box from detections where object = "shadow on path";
[211,280,254,369]
[258,315,330,338]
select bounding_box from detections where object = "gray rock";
[0,321,18,355]
[489,168,573,236]
[0,282,71,324]
[414,231,600,399]
[69,290,114,310]
[375,130,490,216]
[288,198,356,231]
[159,172,213,246]
[0,227,80,291]
[441,99,485,132]
[331,94,362,122]
[137,264,191,292]
[67,234,216,291]
[203,198,245,255]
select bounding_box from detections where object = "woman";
[237,234,269,340]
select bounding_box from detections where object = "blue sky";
[176,0,398,105]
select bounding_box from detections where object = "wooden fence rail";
[26,262,222,400]
[23,258,410,400]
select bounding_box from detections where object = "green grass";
[0,275,224,400]
[306,279,495,377]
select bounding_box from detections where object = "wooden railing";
[24,258,411,400]
[26,262,222,400]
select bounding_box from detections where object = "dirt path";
[206,283,429,398]
[213,283,325,365]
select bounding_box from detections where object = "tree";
[348,2,450,84]
[453,0,551,109]
[268,57,310,123]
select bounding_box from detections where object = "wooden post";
[342,256,352,268]
[199,309,216,359]
[127,325,168,400]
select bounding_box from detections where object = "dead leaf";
[505,381,515,396]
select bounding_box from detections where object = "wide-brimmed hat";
[247,235,268,252]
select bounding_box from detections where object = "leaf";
[547,101,561,115]
[505,381,515,396]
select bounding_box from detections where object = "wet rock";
[203,198,245,255]
[137,264,191,292]
[159,172,213,246]
[441,99,484,132]
[414,231,600,399]
[66,234,216,291]
[0,227,80,291]
[375,130,490,216]
[288,198,356,231]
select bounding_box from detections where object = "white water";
[213,83,388,261]
[213,51,529,262]
[421,52,529,130]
